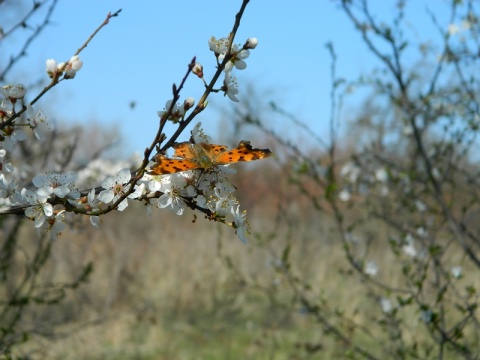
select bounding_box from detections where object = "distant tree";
[232,0,480,358]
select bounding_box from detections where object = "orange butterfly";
[148,140,272,175]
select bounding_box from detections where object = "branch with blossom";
[0,0,272,243]
[0,0,60,82]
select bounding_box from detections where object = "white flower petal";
[101,176,115,190]
[53,185,70,198]
[90,216,100,228]
[32,174,49,187]
[117,198,128,211]
[116,168,131,184]
[37,186,53,197]
[97,189,114,203]
[43,203,53,217]
[34,213,46,228]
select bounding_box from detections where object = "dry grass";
[4,170,478,359]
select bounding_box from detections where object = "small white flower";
[338,189,351,202]
[9,187,28,206]
[222,72,239,102]
[147,178,162,192]
[128,183,145,200]
[24,190,53,228]
[85,189,102,227]
[403,234,417,257]
[232,205,250,244]
[415,200,427,212]
[451,265,462,279]
[213,188,238,216]
[208,36,229,56]
[380,298,393,314]
[340,162,360,183]
[33,171,77,198]
[156,174,188,215]
[0,84,26,100]
[157,100,185,123]
[2,126,27,151]
[97,168,132,211]
[364,261,378,276]
[191,122,212,144]
[26,104,51,140]
[0,149,14,183]
[375,168,388,182]
[219,43,250,72]
[0,178,16,203]
[195,194,207,208]
[48,210,67,240]
[447,23,459,35]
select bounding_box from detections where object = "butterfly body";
[149,140,272,175]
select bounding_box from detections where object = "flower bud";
[0,84,26,101]
[244,37,258,49]
[192,62,204,78]
[46,59,58,78]
[183,97,195,111]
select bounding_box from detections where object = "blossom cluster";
[145,123,251,242]
[209,35,258,102]
[337,154,464,307]
[46,55,84,80]
[0,33,260,244]
[0,53,86,238]
[158,35,258,124]
[0,107,250,242]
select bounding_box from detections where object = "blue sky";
[2,0,453,155]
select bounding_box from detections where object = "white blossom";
[157,100,186,123]
[191,122,212,144]
[232,205,250,243]
[451,266,462,279]
[380,298,393,314]
[33,171,77,198]
[220,43,250,72]
[0,84,26,100]
[156,174,189,215]
[208,36,229,56]
[403,234,417,257]
[338,189,351,202]
[0,149,13,184]
[24,190,53,228]
[364,261,378,276]
[26,104,51,140]
[222,72,239,102]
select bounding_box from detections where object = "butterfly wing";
[173,142,197,159]
[148,142,200,175]
[148,154,201,174]
[214,140,272,164]
[198,143,229,159]
[149,140,272,174]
